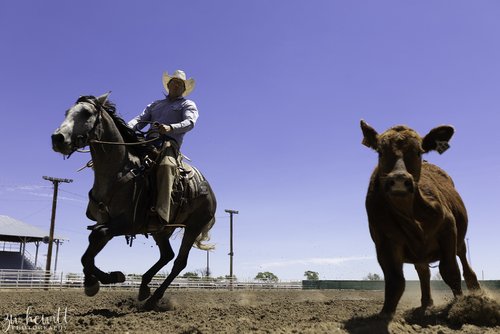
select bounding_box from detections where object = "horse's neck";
[90,114,135,199]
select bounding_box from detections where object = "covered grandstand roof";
[0,215,64,243]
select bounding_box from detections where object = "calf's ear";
[422,125,454,154]
[360,120,379,150]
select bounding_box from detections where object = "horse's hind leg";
[81,228,124,296]
[138,231,175,301]
[144,224,204,309]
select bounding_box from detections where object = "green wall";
[302,280,500,290]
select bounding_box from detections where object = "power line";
[0,184,51,189]
[0,198,50,202]
[19,203,53,220]
[59,189,88,199]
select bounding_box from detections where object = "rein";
[70,97,160,154]
[72,101,163,170]
[90,135,161,146]
[75,96,160,149]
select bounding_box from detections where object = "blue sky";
[1,1,499,281]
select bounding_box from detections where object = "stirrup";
[148,206,157,216]
[158,216,186,228]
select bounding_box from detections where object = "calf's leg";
[457,242,481,291]
[414,263,433,308]
[438,223,463,297]
[377,245,405,317]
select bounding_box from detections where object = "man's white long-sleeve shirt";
[128,96,199,147]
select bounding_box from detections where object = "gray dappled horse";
[51,93,216,309]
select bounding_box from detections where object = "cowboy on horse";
[128,70,198,226]
[51,70,216,309]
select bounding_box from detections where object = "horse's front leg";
[81,226,125,296]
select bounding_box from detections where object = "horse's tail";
[194,216,216,251]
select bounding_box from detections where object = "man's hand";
[156,124,172,134]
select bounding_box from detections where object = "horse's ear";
[96,91,111,106]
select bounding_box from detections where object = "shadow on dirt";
[344,294,500,333]
[179,327,203,334]
[117,295,174,311]
[81,309,128,318]
[344,314,390,334]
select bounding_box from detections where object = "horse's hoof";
[138,285,151,301]
[143,296,159,311]
[84,280,100,297]
[110,271,126,283]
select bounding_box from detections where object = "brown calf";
[360,120,480,317]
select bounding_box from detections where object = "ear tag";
[435,140,450,154]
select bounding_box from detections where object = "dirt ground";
[0,288,499,333]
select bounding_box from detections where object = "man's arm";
[127,103,154,130]
[170,100,199,134]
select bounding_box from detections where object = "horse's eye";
[81,108,93,117]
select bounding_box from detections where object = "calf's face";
[360,120,454,198]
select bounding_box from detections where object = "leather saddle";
[173,161,210,204]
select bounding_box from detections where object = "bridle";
[67,96,160,158]
[62,96,104,158]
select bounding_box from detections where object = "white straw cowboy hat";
[162,70,195,97]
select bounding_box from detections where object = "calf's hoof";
[420,298,434,309]
[379,310,395,320]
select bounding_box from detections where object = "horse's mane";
[78,95,152,156]
[104,102,141,144]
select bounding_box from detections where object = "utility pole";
[54,240,63,273]
[206,250,210,278]
[466,237,472,265]
[225,209,239,287]
[43,176,72,281]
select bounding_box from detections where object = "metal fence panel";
[3,270,498,291]
[0,269,301,290]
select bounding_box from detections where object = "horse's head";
[52,93,110,155]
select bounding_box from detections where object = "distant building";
[0,215,65,270]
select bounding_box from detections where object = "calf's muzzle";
[384,158,415,195]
